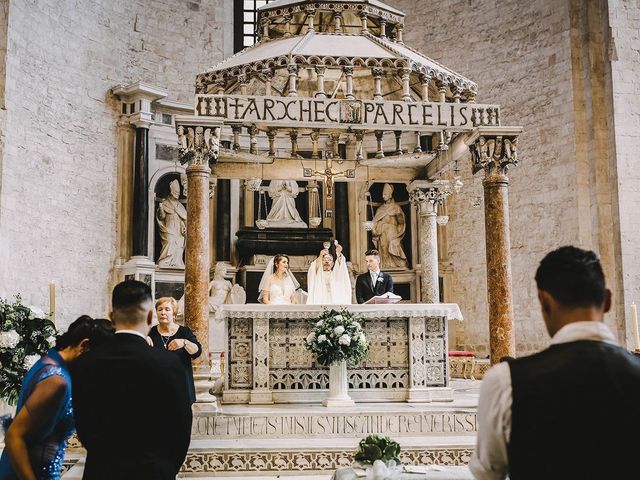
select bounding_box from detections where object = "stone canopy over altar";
[112,0,523,374]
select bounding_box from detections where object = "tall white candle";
[631,303,639,351]
[49,280,55,324]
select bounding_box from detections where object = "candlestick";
[49,280,55,324]
[631,303,639,351]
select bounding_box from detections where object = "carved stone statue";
[156,179,187,268]
[265,180,307,228]
[208,262,246,319]
[372,183,408,269]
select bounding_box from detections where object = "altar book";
[364,292,401,304]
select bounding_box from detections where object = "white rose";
[47,336,56,347]
[333,315,343,321]
[23,354,40,370]
[338,334,351,346]
[316,320,324,327]
[306,332,316,343]
[358,334,366,345]
[0,330,20,349]
[317,334,327,343]
[334,325,345,336]
[28,306,46,320]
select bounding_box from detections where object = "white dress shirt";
[468,321,618,480]
[370,270,381,285]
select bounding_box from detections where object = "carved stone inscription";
[195,94,500,132]
[193,412,477,437]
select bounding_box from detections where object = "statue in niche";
[372,183,408,269]
[156,179,187,268]
[265,180,307,228]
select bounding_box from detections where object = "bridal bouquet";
[305,308,369,366]
[0,296,57,405]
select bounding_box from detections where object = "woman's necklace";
[158,324,177,349]
[160,332,173,349]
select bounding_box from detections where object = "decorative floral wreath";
[0,296,57,405]
[305,308,370,366]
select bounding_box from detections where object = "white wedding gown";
[263,275,297,304]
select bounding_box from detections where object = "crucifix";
[303,151,355,216]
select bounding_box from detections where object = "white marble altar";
[219,304,462,405]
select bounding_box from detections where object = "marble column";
[343,66,354,100]
[132,124,149,256]
[470,134,519,364]
[176,122,220,375]
[409,182,444,303]
[372,67,383,101]
[315,65,326,98]
[184,161,211,367]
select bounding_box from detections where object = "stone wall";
[0,0,232,326]
[392,0,628,356]
[609,0,640,349]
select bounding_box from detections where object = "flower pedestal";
[323,360,355,407]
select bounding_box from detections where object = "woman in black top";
[147,297,202,404]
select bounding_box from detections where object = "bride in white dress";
[258,254,299,304]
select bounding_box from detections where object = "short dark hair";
[535,246,606,308]
[112,280,152,310]
[365,249,380,257]
[55,315,115,350]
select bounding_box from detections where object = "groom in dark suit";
[72,280,192,480]
[356,249,394,303]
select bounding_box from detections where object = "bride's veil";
[257,256,302,303]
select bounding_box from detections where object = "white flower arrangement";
[0,295,57,405]
[305,308,370,366]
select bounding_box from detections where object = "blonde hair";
[155,296,179,316]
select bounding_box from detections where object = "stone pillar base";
[193,371,218,412]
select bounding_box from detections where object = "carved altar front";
[220,304,463,405]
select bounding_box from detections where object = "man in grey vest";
[470,246,640,480]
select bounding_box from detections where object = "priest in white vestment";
[306,242,352,304]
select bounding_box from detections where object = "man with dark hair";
[72,280,192,480]
[355,249,394,304]
[470,246,640,480]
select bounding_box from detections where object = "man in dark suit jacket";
[72,280,192,480]
[356,249,394,303]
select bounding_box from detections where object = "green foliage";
[0,296,57,405]
[353,434,401,465]
[304,308,370,366]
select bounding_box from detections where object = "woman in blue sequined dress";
[0,316,114,480]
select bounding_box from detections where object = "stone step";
[64,436,475,477]
[192,404,478,440]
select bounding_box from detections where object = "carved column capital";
[287,63,299,75]
[176,125,220,166]
[399,67,411,79]
[419,73,432,85]
[314,65,326,75]
[342,65,354,76]
[371,67,383,78]
[214,78,227,93]
[409,186,446,215]
[470,135,519,176]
